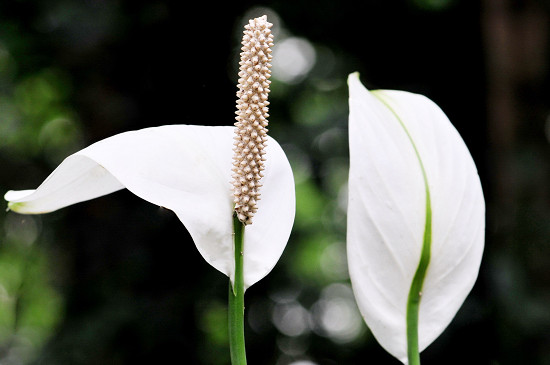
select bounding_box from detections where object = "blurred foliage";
[5,68,83,163]
[0,0,549,364]
[0,214,62,364]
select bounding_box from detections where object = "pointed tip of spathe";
[4,190,47,215]
[347,72,372,97]
[347,72,383,94]
[347,72,374,103]
[347,72,361,85]
[4,191,16,212]
[5,201,21,213]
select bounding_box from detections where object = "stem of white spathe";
[229,214,247,365]
[373,90,433,365]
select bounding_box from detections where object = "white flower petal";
[5,156,125,214]
[5,125,295,289]
[347,73,485,362]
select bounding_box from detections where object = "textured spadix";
[5,125,295,289]
[232,15,274,225]
[347,73,485,363]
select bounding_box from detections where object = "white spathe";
[346,73,485,363]
[5,125,295,289]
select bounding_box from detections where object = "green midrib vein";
[372,91,432,365]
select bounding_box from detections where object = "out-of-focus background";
[0,0,548,364]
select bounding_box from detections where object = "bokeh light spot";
[311,284,364,343]
[272,37,316,84]
[272,301,310,337]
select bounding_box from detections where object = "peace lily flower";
[346,73,485,364]
[5,14,294,311]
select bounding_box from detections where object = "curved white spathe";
[5,125,295,289]
[347,73,485,363]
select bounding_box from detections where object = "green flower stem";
[373,91,433,365]
[229,214,247,365]
[405,189,431,365]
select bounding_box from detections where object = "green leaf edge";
[371,90,432,365]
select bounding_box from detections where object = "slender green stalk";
[405,191,431,365]
[373,91,433,365]
[229,214,247,365]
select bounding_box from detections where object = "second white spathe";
[347,73,485,363]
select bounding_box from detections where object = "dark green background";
[1,0,549,364]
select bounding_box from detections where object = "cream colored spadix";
[5,125,295,289]
[232,15,274,225]
[346,73,484,363]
